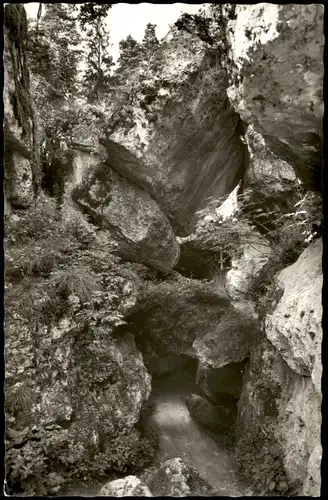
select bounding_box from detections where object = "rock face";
[243,126,297,205]
[236,240,322,496]
[125,277,231,368]
[100,475,152,497]
[142,457,212,496]
[265,238,322,389]
[102,28,248,234]
[4,4,38,208]
[193,308,262,368]
[72,162,180,272]
[226,4,324,191]
[6,312,151,442]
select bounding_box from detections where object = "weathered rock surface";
[4,5,37,208]
[265,238,322,388]
[236,240,322,496]
[193,308,262,368]
[102,28,248,234]
[226,4,324,191]
[125,277,231,367]
[6,312,151,434]
[5,237,151,494]
[236,339,321,496]
[243,126,297,206]
[73,164,180,272]
[142,457,212,496]
[61,144,105,220]
[99,475,152,497]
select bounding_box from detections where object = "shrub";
[50,267,100,303]
[5,197,140,495]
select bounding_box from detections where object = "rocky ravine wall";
[226,3,323,192]
[236,239,322,496]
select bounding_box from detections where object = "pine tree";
[142,23,159,53]
[114,35,144,85]
[78,3,114,102]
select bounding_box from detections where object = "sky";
[24,2,205,61]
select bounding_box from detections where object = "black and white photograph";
[3,2,324,496]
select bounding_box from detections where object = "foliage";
[28,4,82,99]
[115,35,144,84]
[194,183,322,262]
[174,5,235,48]
[50,267,100,303]
[27,4,83,204]
[78,3,114,102]
[5,424,70,495]
[175,12,215,46]
[142,23,159,52]
[5,197,149,495]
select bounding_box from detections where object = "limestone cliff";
[226,4,323,191]
[100,28,248,235]
[236,240,322,496]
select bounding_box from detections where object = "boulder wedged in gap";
[193,308,263,368]
[72,163,180,272]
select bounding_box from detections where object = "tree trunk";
[97,19,101,102]
[36,3,42,39]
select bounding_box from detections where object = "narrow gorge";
[3,3,323,497]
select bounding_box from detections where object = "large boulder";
[101,28,248,234]
[72,163,180,272]
[4,4,38,208]
[193,308,262,368]
[99,475,152,497]
[142,457,212,496]
[226,4,324,191]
